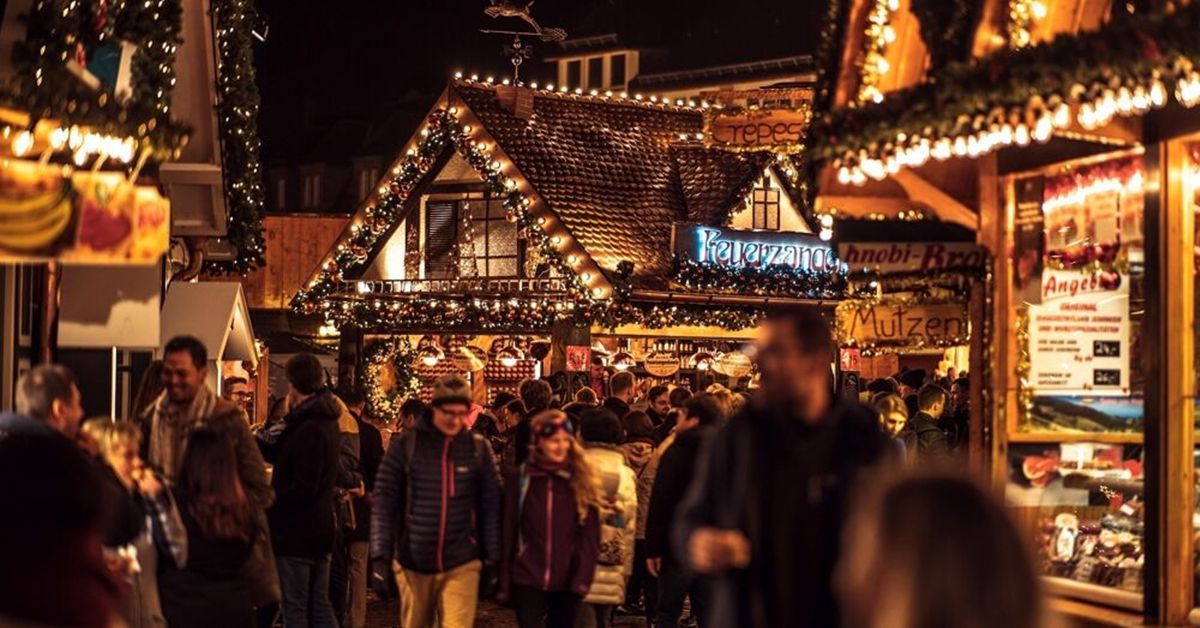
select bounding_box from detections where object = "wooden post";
[976,154,1011,487]
[337,325,364,390]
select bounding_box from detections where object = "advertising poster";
[1028,269,1130,396]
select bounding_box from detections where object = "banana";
[0,183,68,217]
[0,195,72,251]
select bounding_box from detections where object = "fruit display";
[0,160,167,264]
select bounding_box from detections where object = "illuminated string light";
[856,0,899,105]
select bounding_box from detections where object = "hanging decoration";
[1007,0,1047,49]
[672,257,850,300]
[205,0,267,274]
[322,295,600,333]
[5,0,187,160]
[597,301,767,332]
[362,338,421,425]
[811,3,1200,183]
[856,0,900,105]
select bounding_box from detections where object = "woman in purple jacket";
[499,410,601,628]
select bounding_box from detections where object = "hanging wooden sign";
[837,301,969,348]
[643,351,680,378]
[704,107,810,153]
[713,352,753,378]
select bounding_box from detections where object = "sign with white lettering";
[705,107,810,153]
[837,242,987,274]
[673,224,841,273]
[1028,270,1130,396]
[837,301,969,347]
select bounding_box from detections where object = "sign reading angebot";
[673,224,841,273]
[837,242,987,274]
[1028,270,1130,396]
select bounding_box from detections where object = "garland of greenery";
[205,0,266,274]
[6,0,188,160]
[810,2,1200,168]
[672,257,850,300]
[597,301,768,332]
[909,0,981,71]
[324,296,600,333]
[813,0,853,111]
[292,106,595,314]
[361,338,421,425]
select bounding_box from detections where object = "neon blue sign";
[673,224,842,272]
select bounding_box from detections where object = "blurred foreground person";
[499,410,601,628]
[160,429,258,628]
[837,475,1048,628]
[1,363,84,439]
[677,310,891,627]
[370,374,501,628]
[0,431,122,627]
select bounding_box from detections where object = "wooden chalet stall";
[291,78,844,422]
[813,0,1200,623]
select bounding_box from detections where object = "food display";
[0,159,168,264]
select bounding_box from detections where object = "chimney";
[495,85,535,121]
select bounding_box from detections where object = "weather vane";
[481,0,567,82]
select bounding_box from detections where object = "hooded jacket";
[499,462,600,598]
[620,439,655,539]
[266,390,342,559]
[581,445,637,605]
[369,410,502,574]
[644,425,713,562]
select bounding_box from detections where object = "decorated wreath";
[361,338,421,425]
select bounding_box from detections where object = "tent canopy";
[159,281,257,368]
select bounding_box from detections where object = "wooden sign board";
[837,242,987,274]
[705,108,810,153]
[837,301,969,347]
[714,352,752,378]
[644,351,680,378]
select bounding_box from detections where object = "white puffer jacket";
[581,445,638,606]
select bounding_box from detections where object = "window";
[469,194,520,277]
[275,178,286,211]
[610,54,626,87]
[424,200,457,278]
[566,60,581,89]
[302,173,322,209]
[751,174,781,230]
[588,57,604,89]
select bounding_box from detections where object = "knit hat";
[899,369,926,390]
[431,374,472,407]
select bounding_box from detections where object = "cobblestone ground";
[364,596,649,627]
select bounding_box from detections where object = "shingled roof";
[452,81,780,288]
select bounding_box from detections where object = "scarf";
[147,386,219,483]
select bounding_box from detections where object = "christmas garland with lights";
[292,106,595,315]
[909,0,980,70]
[205,0,266,274]
[324,296,599,333]
[597,301,768,332]
[6,0,188,160]
[672,257,850,300]
[361,338,421,425]
[811,3,1200,178]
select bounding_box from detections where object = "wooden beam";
[817,195,923,217]
[892,169,981,230]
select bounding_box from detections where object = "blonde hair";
[79,416,112,445]
[872,394,908,420]
[98,421,141,457]
[529,409,599,521]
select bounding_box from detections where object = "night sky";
[255,0,824,163]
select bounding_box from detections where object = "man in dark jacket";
[338,388,385,628]
[645,393,722,628]
[900,384,952,465]
[677,310,891,628]
[369,375,502,628]
[603,371,636,419]
[514,378,553,466]
[265,353,342,628]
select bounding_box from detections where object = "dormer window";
[751,174,781,230]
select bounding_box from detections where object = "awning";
[160,281,257,368]
[57,264,161,349]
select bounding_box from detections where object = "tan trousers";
[346,542,369,628]
[394,559,481,628]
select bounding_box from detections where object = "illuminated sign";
[673,224,841,272]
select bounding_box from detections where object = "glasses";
[535,419,574,439]
[230,391,252,400]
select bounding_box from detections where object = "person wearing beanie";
[369,374,501,628]
[897,369,926,418]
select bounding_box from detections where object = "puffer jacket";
[620,439,655,539]
[581,445,637,605]
[369,411,502,574]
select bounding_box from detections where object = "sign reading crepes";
[837,301,969,348]
[705,108,810,153]
[673,224,841,273]
[838,242,987,274]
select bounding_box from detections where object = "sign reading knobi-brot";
[673,224,841,273]
[837,242,987,273]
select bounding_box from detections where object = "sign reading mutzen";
[673,224,841,273]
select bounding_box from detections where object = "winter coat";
[674,399,890,628]
[266,391,342,559]
[335,396,364,491]
[369,411,502,574]
[637,432,676,536]
[160,504,256,628]
[347,415,385,544]
[499,463,600,598]
[620,439,655,539]
[581,445,638,605]
[602,397,632,419]
[900,412,950,465]
[644,426,713,563]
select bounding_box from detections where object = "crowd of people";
[0,310,1052,628]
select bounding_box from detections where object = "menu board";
[1028,270,1130,396]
